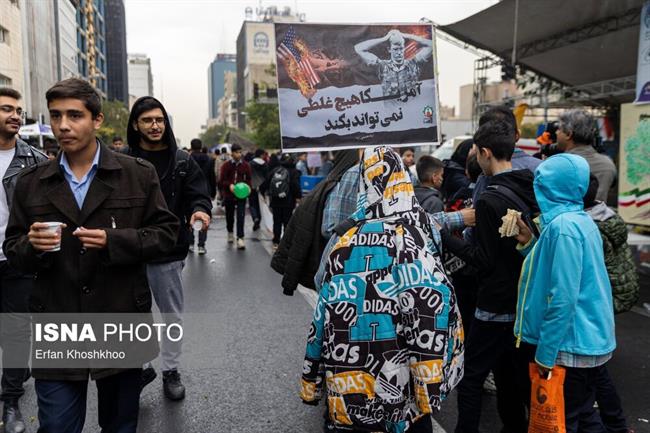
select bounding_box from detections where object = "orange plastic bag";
[528,363,566,433]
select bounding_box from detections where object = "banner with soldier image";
[275,23,440,152]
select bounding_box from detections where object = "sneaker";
[141,366,157,390]
[188,245,194,253]
[253,220,261,231]
[162,369,186,401]
[237,238,246,250]
[483,372,497,395]
[2,400,25,433]
[227,232,234,243]
[198,246,206,255]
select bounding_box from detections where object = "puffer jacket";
[515,154,616,369]
[586,202,640,314]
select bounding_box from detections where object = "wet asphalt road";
[7,215,650,433]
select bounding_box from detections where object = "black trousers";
[0,260,32,402]
[224,198,246,239]
[189,229,207,247]
[248,189,261,224]
[455,319,533,433]
[35,369,141,433]
[563,365,612,433]
[272,206,294,244]
[594,365,628,432]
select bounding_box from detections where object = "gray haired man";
[556,109,617,202]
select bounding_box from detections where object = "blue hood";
[533,154,589,226]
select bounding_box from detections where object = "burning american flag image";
[277,26,321,98]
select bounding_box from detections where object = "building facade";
[216,71,237,128]
[105,0,128,105]
[76,0,107,96]
[208,53,236,119]
[236,21,278,130]
[0,0,23,92]
[128,53,153,103]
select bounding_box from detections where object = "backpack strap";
[484,184,540,238]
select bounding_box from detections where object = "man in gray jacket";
[0,87,48,433]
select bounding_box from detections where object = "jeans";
[35,369,141,433]
[146,261,184,371]
[272,206,294,244]
[564,365,608,433]
[455,319,532,433]
[189,229,207,247]
[249,189,261,224]
[225,198,246,239]
[0,261,32,402]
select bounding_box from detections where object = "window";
[0,74,12,86]
[0,26,9,44]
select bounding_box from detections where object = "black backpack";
[269,166,290,198]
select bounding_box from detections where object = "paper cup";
[41,222,63,252]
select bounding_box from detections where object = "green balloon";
[233,182,251,199]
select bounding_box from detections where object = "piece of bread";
[498,209,522,238]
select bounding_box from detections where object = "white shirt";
[0,148,16,261]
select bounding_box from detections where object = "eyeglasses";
[138,117,165,127]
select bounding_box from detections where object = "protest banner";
[275,23,440,152]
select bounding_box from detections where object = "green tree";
[199,123,228,146]
[98,100,130,144]
[245,100,281,149]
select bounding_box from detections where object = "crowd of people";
[273,106,639,433]
[0,76,641,433]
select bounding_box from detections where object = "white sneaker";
[237,238,245,250]
[227,233,234,243]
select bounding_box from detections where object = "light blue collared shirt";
[59,143,101,209]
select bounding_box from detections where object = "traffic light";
[501,63,516,81]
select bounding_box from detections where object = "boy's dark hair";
[254,148,265,158]
[473,120,516,161]
[221,147,228,154]
[231,143,242,152]
[583,174,599,209]
[46,78,101,118]
[190,138,202,150]
[416,155,444,184]
[112,136,123,143]
[0,87,21,100]
[478,105,517,132]
[400,147,415,155]
[465,153,482,183]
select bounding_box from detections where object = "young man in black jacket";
[127,97,212,400]
[261,153,302,250]
[443,120,538,433]
[4,78,179,433]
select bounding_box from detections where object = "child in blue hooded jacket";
[514,153,616,433]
